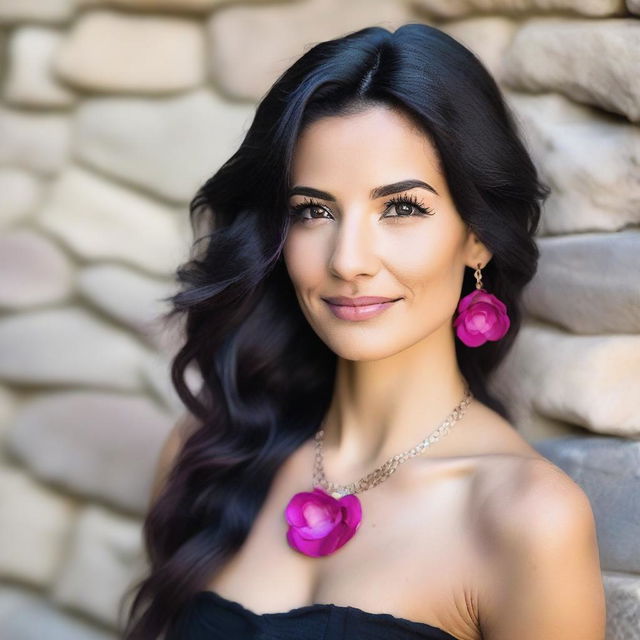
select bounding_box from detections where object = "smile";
[324,299,400,321]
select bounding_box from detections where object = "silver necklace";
[283,386,474,557]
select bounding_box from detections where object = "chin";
[320,335,405,362]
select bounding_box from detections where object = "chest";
[205,444,485,640]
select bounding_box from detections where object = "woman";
[120,23,606,640]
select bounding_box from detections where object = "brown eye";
[383,193,435,219]
[288,198,331,222]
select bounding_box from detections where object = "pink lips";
[324,296,398,306]
[323,296,401,321]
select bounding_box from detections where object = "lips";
[323,296,401,306]
[324,297,400,321]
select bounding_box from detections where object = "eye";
[288,198,331,222]
[287,193,436,224]
[382,193,435,219]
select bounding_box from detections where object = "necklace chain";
[313,387,474,498]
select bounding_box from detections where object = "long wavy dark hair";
[119,22,550,639]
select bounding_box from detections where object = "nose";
[328,212,379,281]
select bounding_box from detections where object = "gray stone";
[489,318,640,438]
[505,91,640,235]
[0,586,116,640]
[628,0,640,15]
[7,390,175,514]
[534,435,640,573]
[602,571,640,640]
[0,229,73,309]
[0,168,42,229]
[52,505,143,627]
[77,263,174,342]
[34,165,190,275]
[3,26,75,107]
[0,0,74,24]
[54,10,205,94]
[501,18,640,123]
[0,466,76,586]
[522,230,640,334]
[74,89,255,203]
[439,16,518,80]
[207,0,415,101]
[413,0,626,17]
[0,306,147,390]
[0,107,70,175]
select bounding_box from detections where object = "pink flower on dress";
[284,487,362,557]
[453,289,510,347]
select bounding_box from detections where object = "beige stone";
[413,0,626,18]
[439,16,518,80]
[504,90,640,235]
[77,263,174,342]
[489,318,640,438]
[513,412,586,444]
[7,390,175,513]
[140,351,184,414]
[52,505,143,626]
[0,168,43,229]
[0,306,148,390]
[0,107,70,175]
[0,466,76,586]
[501,17,640,123]
[0,586,117,640]
[34,165,190,275]
[3,26,75,107]
[0,385,17,462]
[0,29,4,72]
[207,0,416,101]
[74,89,255,203]
[78,0,224,9]
[0,0,74,24]
[54,10,206,93]
[0,229,73,309]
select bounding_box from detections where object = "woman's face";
[282,105,491,361]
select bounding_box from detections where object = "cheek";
[385,226,447,277]
[282,231,324,290]
[386,226,463,308]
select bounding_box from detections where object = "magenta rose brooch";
[284,487,362,557]
[453,289,510,347]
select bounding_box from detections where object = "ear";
[463,228,493,270]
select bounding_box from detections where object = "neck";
[320,323,470,479]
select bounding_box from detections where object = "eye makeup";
[288,192,435,223]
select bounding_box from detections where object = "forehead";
[290,106,442,190]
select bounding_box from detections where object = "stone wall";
[0,0,638,638]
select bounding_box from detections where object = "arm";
[480,462,607,640]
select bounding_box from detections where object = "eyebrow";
[287,179,439,201]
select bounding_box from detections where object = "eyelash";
[288,193,435,223]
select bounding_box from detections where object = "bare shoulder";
[468,404,596,551]
[472,437,606,639]
[148,410,201,508]
[478,453,596,544]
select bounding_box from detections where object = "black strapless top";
[166,590,461,639]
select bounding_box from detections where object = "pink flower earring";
[453,263,510,347]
